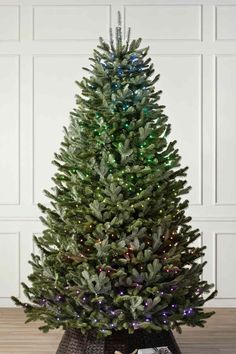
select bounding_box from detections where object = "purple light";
[160,291,164,296]
[120,291,124,296]
[196,288,203,294]
[171,304,177,309]
[133,322,140,329]
[183,307,194,316]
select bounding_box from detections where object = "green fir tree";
[12,17,216,337]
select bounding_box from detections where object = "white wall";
[0,0,236,307]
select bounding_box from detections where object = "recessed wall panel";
[216,233,236,298]
[0,56,19,204]
[125,5,201,40]
[216,56,236,204]
[216,6,236,40]
[153,55,202,205]
[33,5,110,40]
[33,55,89,204]
[0,6,19,40]
[0,233,19,297]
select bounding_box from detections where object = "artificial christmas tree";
[12,14,216,354]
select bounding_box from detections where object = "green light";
[143,107,148,114]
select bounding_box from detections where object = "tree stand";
[56,328,182,354]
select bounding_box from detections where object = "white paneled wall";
[0,0,236,307]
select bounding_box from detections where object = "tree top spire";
[108,11,131,51]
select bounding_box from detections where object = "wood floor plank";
[0,308,236,353]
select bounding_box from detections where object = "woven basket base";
[56,328,182,354]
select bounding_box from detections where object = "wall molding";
[0,55,20,206]
[32,4,111,41]
[0,232,20,298]
[0,5,20,42]
[214,55,236,206]
[123,4,203,41]
[214,232,236,300]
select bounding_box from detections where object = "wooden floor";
[0,308,235,354]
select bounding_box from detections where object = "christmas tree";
[12,16,216,338]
